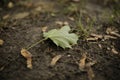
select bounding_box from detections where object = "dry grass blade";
[0,39,4,45]
[21,48,32,69]
[50,55,62,66]
[79,53,87,71]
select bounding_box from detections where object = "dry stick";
[0,38,47,71]
[26,38,47,50]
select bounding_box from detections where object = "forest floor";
[0,0,120,80]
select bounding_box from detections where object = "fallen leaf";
[21,48,32,69]
[14,12,30,19]
[79,53,87,71]
[42,26,48,32]
[50,55,62,66]
[0,39,4,45]
[43,26,78,49]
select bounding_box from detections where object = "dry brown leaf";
[0,39,4,45]
[50,55,62,66]
[79,53,87,71]
[14,12,30,19]
[87,66,95,80]
[86,61,97,67]
[86,61,96,80]
[42,26,48,32]
[21,48,32,69]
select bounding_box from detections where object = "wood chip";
[34,6,42,12]
[106,27,120,37]
[50,55,62,66]
[86,33,103,41]
[86,37,98,41]
[98,44,102,49]
[3,14,10,20]
[111,48,118,54]
[55,21,63,26]
[90,33,103,39]
[104,35,117,40]
[111,32,120,37]
[21,48,32,69]
[63,21,69,26]
[0,39,4,45]
[68,17,75,21]
[79,53,87,71]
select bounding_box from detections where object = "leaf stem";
[26,38,47,50]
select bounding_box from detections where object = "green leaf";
[43,26,78,49]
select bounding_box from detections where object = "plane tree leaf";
[43,25,78,49]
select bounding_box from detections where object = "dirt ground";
[0,0,120,80]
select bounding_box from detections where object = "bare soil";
[0,0,120,80]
